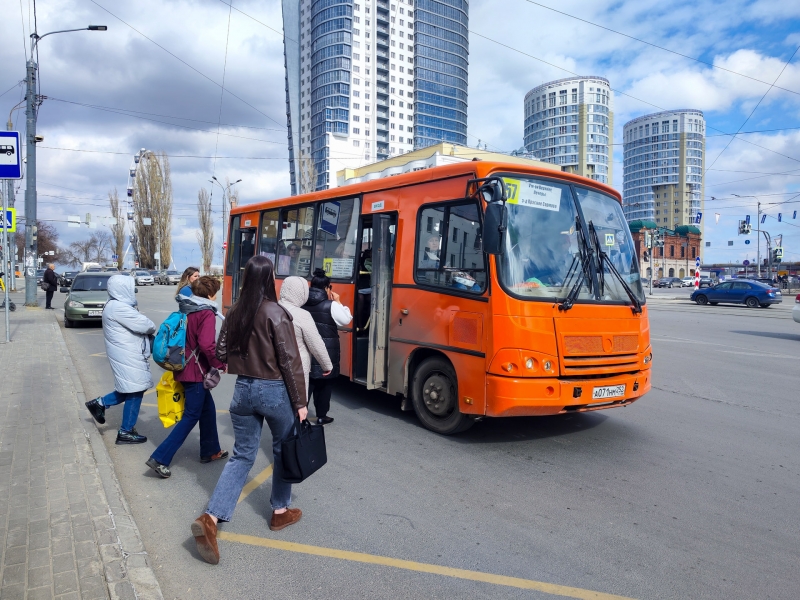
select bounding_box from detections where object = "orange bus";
[222,161,651,434]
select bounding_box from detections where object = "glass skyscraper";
[622,110,705,232]
[283,0,469,194]
[523,76,613,185]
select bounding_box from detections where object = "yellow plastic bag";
[156,371,185,428]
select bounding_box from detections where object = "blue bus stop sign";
[745,239,751,245]
[0,132,22,179]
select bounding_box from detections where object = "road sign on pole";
[1,208,16,232]
[222,242,227,249]
[0,132,22,180]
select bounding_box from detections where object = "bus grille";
[561,353,639,376]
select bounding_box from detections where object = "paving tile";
[27,565,53,588]
[53,571,79,595]
[3,545,27,566]
[28,547,51,569]
[52,552,76,575]
[27,585,55,600]
[0,582,25,600]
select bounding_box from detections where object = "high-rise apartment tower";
[282,0,469,194]
[523,76,613,185]
[622,110,705,232]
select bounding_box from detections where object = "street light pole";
[210,176,241,265]
[23,25,107,306]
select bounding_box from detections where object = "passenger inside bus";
[517,231,576,287]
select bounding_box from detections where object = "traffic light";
[642,249,650,262]
[738,220,751,234]
[772,248,783,263]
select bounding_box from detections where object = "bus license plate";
[592,384,625,400]
[88,310,102,317]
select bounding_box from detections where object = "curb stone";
[52,311,164,600]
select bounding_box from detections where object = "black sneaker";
[85,398,106,424]
[317,416,334,425]
[116,429,147,445]
[145,457,171,478]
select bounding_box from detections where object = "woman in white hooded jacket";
[84,275,156,444]
[278,276,333,395]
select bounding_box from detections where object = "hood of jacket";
[177,294,218,315]
[107,275,137,307]
[305,286,327,307]
[279,276,309,309]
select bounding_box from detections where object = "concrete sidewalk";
[0,301,162,600]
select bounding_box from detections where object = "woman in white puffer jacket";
[278,276,332,394]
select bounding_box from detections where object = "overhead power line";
[519,0,800,97]
[88,0,286,129]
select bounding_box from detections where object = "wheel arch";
[400,347,454,411]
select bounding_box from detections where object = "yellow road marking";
[144,389,156,396]
[217,532,635,600]
[237,464,274,504]
[89,352,106,357]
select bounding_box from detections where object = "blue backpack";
[152,312,188,371]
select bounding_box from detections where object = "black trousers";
[308,378,334,418]
[45,289,55,308]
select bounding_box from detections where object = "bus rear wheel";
[411,357,474,435]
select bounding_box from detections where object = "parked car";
[63,272,114,328]
[655,277,682,288]
[35,268,45,284]
[133,270,155,286]
[157,270,181,285]
[60,271,79,287]
[691,279,782,308]
[793,294,800,324]
[753,277,778,286]
[149,269,160,278]
[680,277,695,287]
[698,277,714,288]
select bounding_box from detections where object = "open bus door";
[367,214,394,390]
[229,221,257,303]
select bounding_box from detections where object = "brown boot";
[269,508,302,531]
[191,514,220,564]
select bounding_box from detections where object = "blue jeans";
[100,390,144,433]
[206,376,295,522]
[150,381,221,466]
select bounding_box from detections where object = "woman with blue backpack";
[146,276,228,479]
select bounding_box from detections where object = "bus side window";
[277,206,315,277]
[259,209,280,266]
[225,216,240,277]
[415,201,486,293]
[313,198,360,280]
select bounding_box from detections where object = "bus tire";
[411,357,474,435]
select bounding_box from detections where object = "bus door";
[231,226,257,302]
[353,214,396,388]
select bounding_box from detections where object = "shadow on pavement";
[731,330,800,342]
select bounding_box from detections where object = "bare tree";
[107,188,125,269]
[297,155,318,195]
[132,151,173,269]
[61,232,111,267]
[196,188,214,275]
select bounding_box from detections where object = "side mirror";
[482,202,507,255]
[135,288,139,294]
[60,287,69,293]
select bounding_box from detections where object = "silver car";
[133,270,155,286]
[158,270,181,285]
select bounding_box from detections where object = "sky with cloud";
[1,0,799,268]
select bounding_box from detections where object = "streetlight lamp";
[209,176,242,262]
[23,24,107,306]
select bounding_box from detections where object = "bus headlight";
[525,358,534,370]
[489,349,558,377]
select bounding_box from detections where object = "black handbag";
[280,418,327,483]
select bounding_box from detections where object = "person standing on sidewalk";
[146,276,228,478]
[176,266,200,298]
[278,276,333,394]
[85,275,156,444]
[303,268,353,425]
[43,263,58,309]
[191,255,307,565]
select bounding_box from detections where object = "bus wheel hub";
[423,375,451,416]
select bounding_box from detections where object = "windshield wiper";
[588,223,643,315]
[559,217,595,312]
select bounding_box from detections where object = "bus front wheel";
[411,357,474,435]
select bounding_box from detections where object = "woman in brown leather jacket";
[191,255,307,565]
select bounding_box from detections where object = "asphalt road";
[57,285,800,600]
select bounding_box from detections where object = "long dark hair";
[226,255,277,355]
[310,268,330,290]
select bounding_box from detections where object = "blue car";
[691,279,782,308]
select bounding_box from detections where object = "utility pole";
[22,25,107,305]
[756,201,761,277]
[210,176,241,265]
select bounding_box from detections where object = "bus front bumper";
[485,370,651,417]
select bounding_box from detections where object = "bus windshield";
[498,175,644,304]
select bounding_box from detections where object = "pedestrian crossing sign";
[1,208,15,232]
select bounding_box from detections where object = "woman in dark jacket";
[191,255,307,565]
[303,269,353,424]
[146,276,227,479]
[43,263,59,309]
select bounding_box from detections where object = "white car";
[793,294,800,324]
[133,270,155,286]
[680,277,695,287]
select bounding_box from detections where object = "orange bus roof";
[230,160,621,216]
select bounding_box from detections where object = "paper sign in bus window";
[504,178,561,212]
[320,202,340,235]
[323,257,353,278]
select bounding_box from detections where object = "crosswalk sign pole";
[2,180,10,342]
